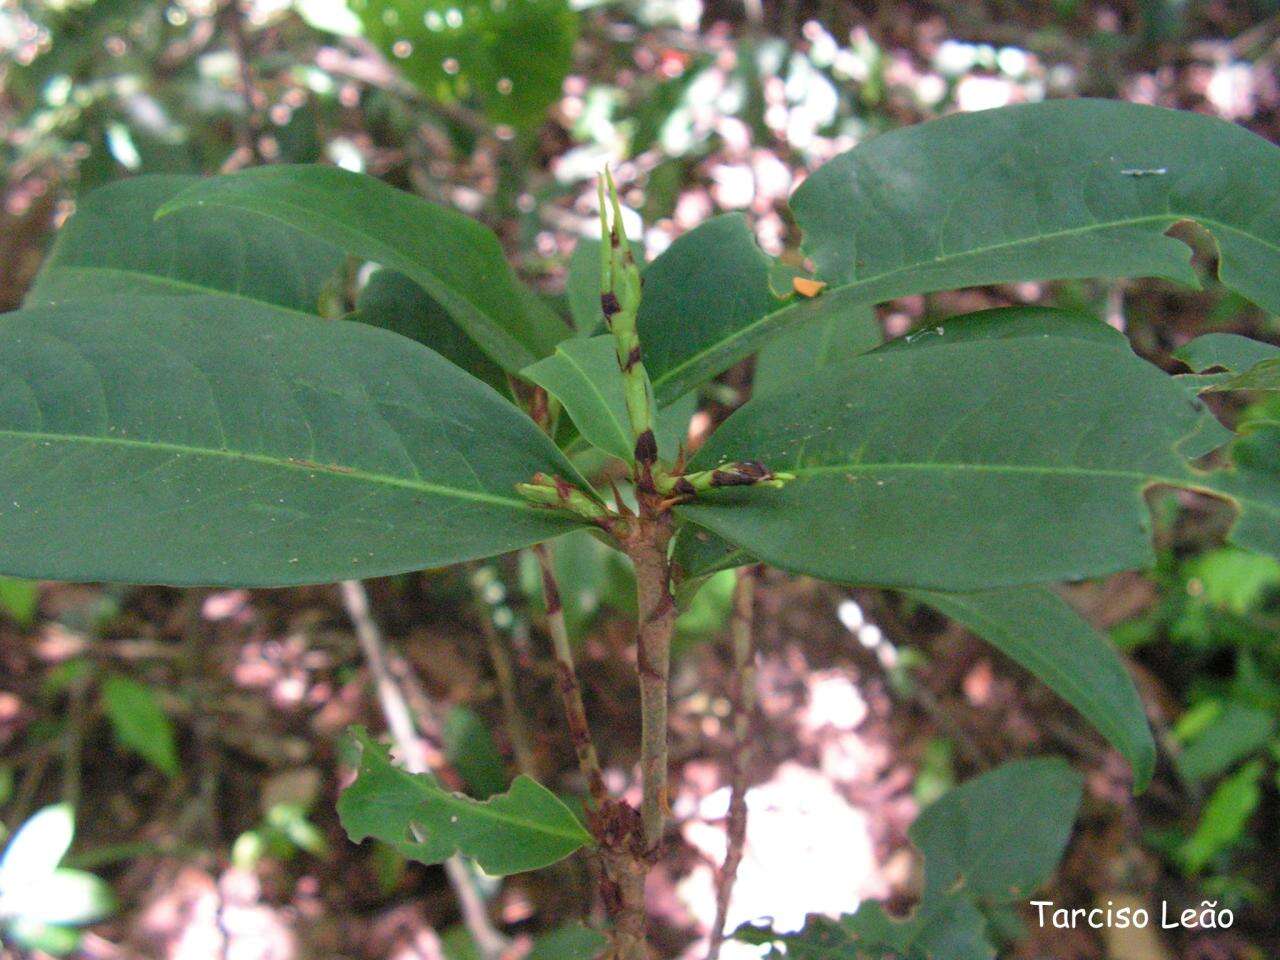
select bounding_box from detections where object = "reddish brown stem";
[708,566,758,959]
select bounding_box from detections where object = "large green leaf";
[337,727,591,875]
[910,757,1083,901]
[158,166,571,373]
[736,759,1082,960]
[349,0,577,131]
[26,175,341,314]
[912,587,1155,791]
[752,303,881,396]
[649,100,1280,399]
[678,335,1221,591]
[0,296,585,586]
[637,214,779,404]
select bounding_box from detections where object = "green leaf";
[1175,333,1280,392]
[527,924,608,960]
[913,757,1083,901]
[912,587,1156,791]
[523,337,634,461]
[25,175,341,314]
[1175,333,1280,376]
[875,305,1129,354]
[0,296,585,586]
[100,675,179,777]
[351,268,507,395]
[741,894,994,960]
[652,100,1280,398]
[1179,759,1264,872]
[0,805,74,889]
[752,303,882,397]
[442,706,509,799]
[1175,701,1275,782]
[523,336,694,462]
[158,166,571,373]
[337,727,591,876]
[638,214,779,404]
[0,578,39,627]
[796,100,1280,312]
[349,0,577,130]
[678,335,1220,591]
[1186,547,1280,614]
[1205,426,1280,563]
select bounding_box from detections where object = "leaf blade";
[26,175,341,314]
[158,166,571,373]
[0,296,585,586]
[649,101,1280,399]
[910,587,1156,791]
[337,728,591,876]
[679,336,1212,591]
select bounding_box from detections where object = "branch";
[470,565,538,778]
[708,566,758,960]
[338,579,509,960]
[533,544,607,808]
[630,524,676,851]
[217,0,263,166]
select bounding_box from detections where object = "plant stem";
[708,566,758,960]
[470,565,538,778]
[630,519,676,852]
[533,544,607,808]
[217,0,263,165]
[339,579,509,960]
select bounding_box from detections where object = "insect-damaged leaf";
[648,100,1280,399]
[678,335,1225,592]
[1175,333,1280,393]
[337,727,591,876]
[158,166,571,374]
[735,759,1082,960]
[0,296,586,586]
[25,175,341,315]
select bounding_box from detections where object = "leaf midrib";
[653,212,1279,395]
[0,428,534,511]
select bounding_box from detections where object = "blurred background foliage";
[2,0,1280,957]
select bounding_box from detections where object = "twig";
[630,521,676,853]
[532,544,606,807]
[708,567,758,960]
[339,579,509,960]
[218,0,263,165]
[470,565,538,778]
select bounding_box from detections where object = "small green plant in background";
[3,98,1280,957]
[0,805,115,955]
